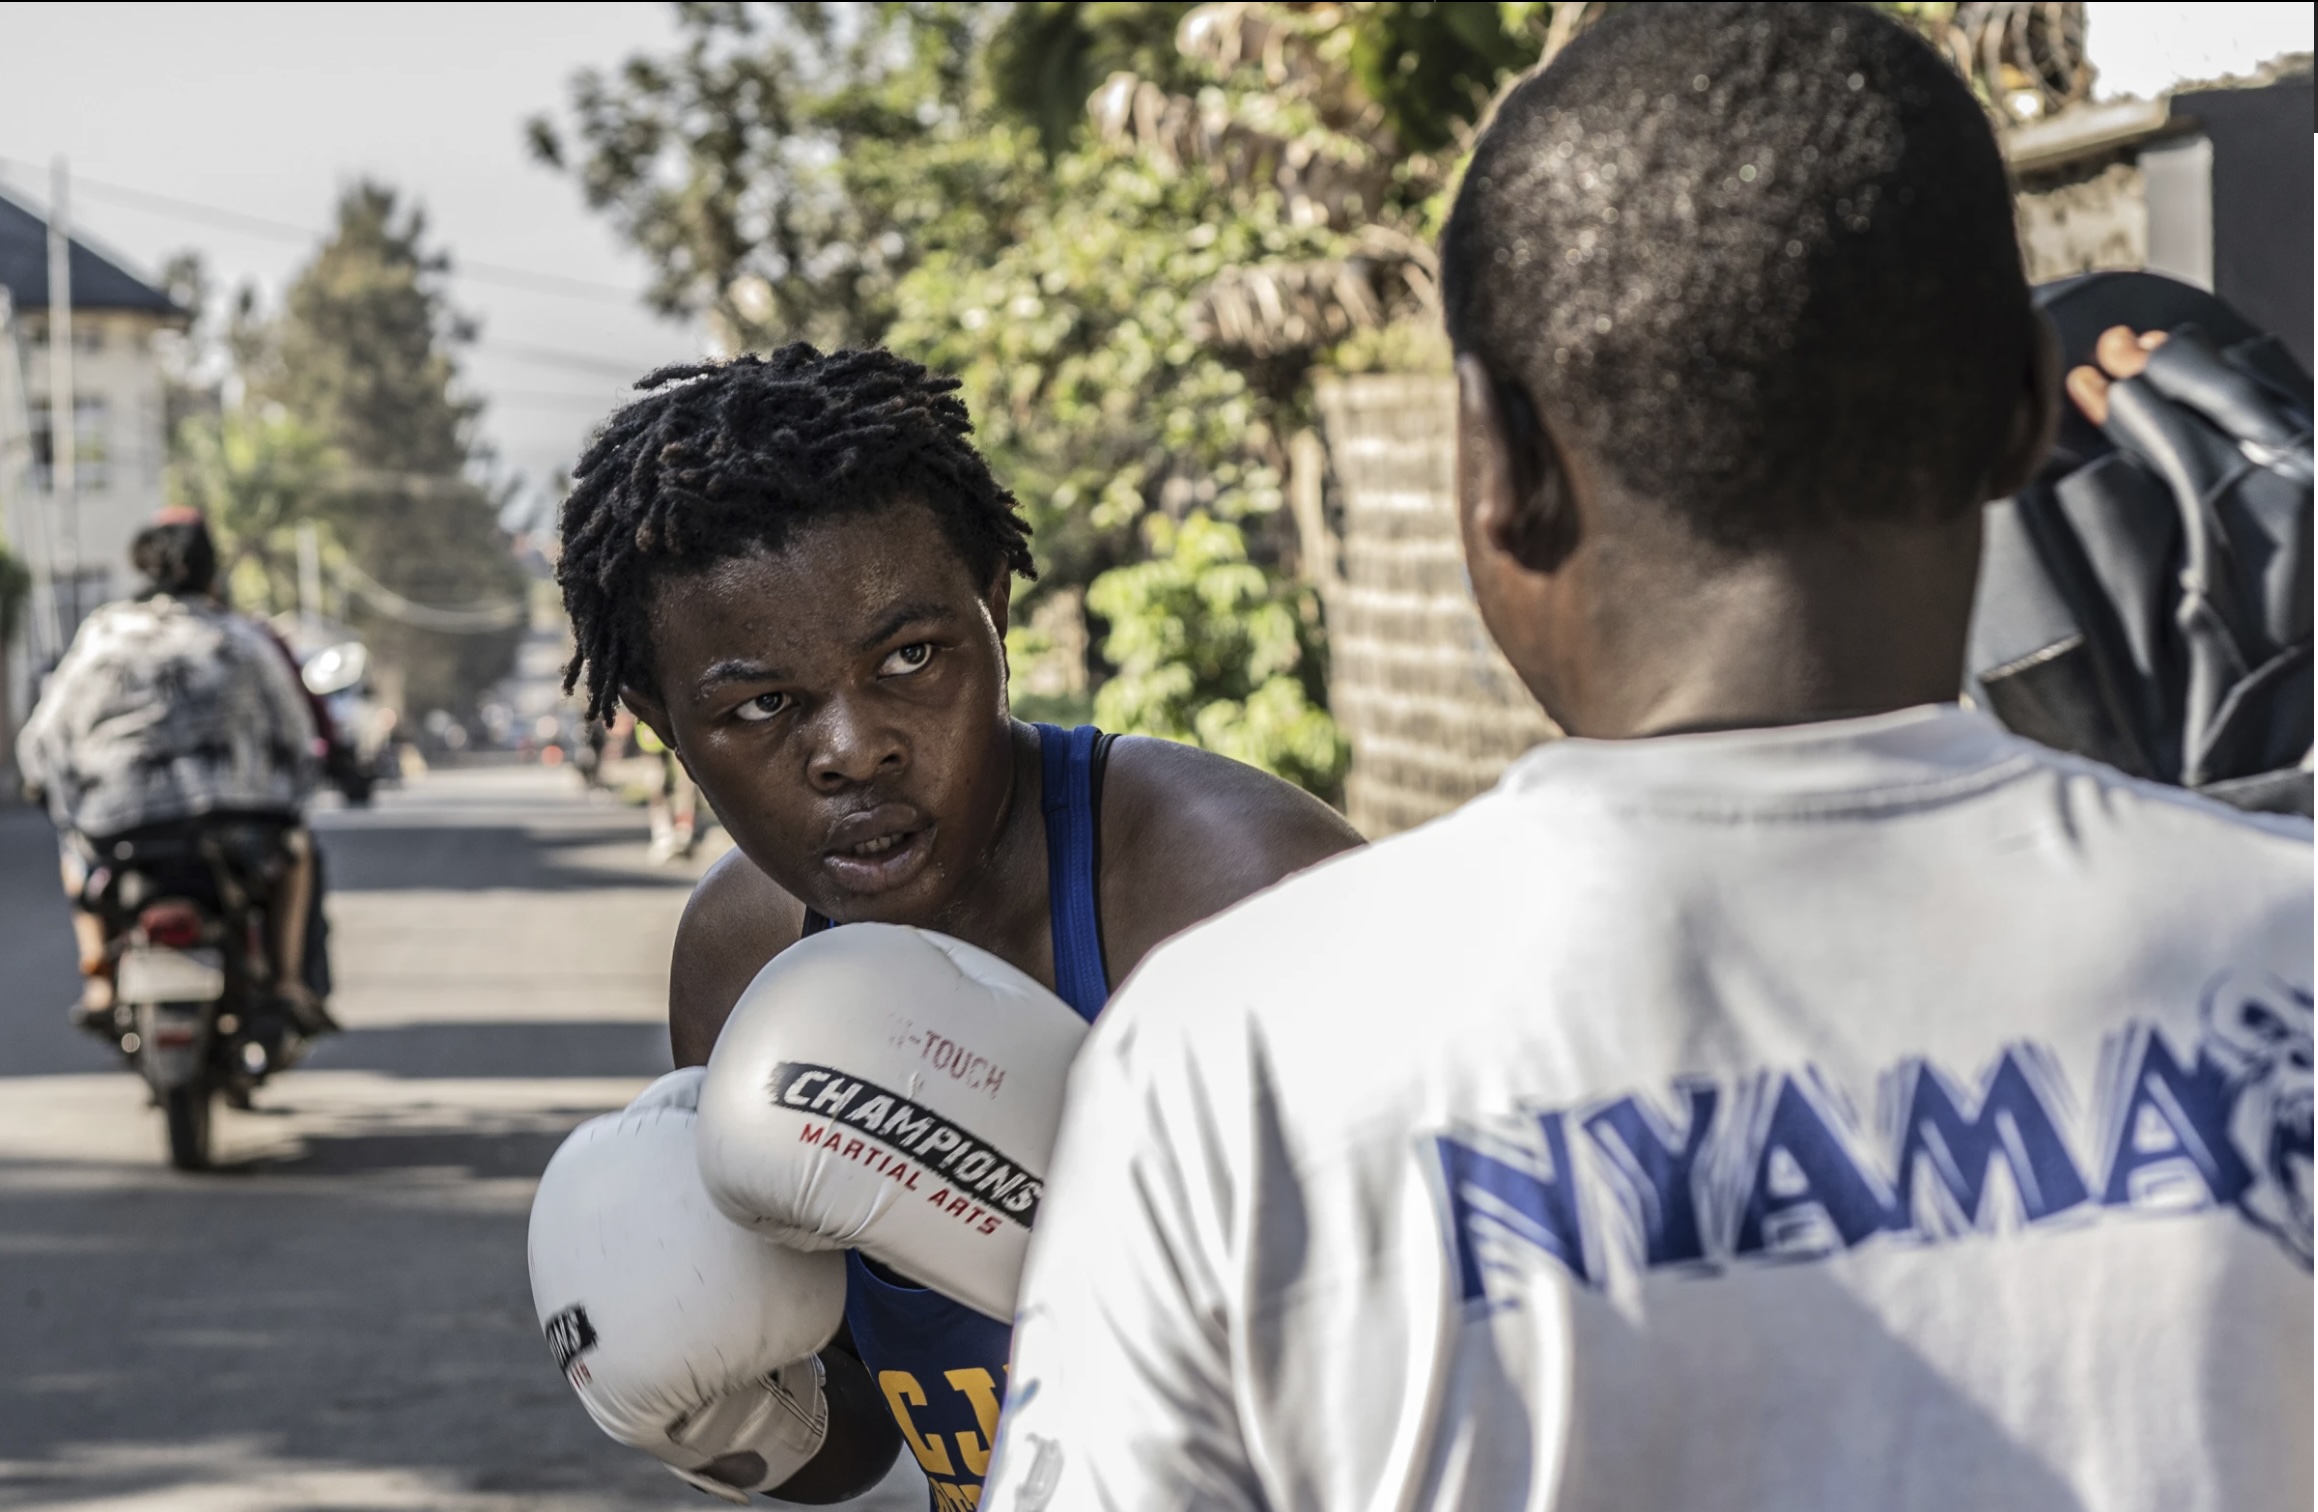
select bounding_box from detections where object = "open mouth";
[820,809,936,895]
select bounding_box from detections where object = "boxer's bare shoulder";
[670,847,805,1066]
[669,737,1360,1064]
[1095,736,1363,982]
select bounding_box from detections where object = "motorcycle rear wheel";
[164,1081,214,1171]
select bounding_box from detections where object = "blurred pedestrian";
[988,8,2312,1511]
[575,716,609,790]
[633,717,697,864]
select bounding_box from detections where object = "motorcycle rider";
[15,507,334,1040]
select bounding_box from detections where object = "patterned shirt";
[17,594,319,838]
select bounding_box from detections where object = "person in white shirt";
[984,6,2313,1511]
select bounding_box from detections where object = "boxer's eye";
[879,642,936,677]
[732,692,789,724]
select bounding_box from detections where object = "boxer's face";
[627,498,1017,925]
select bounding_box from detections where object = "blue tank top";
[803,723,1111,1508]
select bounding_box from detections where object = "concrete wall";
[2008,71,2314,369]
[2016,157,2149,282]
[1309,374,1556,839]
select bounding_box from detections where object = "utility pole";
[0,287,64,664]
[45,156,80,636]
[297,518,324,636]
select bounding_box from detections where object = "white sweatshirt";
[988,705,2312,1512]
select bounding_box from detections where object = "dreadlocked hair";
[557,344,1036,720]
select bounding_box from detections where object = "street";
[0,767,919,1511]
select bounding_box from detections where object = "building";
[0,186,186,739]
[2011,64,2314,372]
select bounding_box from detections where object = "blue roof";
[0,186,182,317]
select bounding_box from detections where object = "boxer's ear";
[620,686,679,758]
[1987,309,2063,501]
[1457,356,1577,576]
[983,570,1013,641]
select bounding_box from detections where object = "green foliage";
[888,142,1320,569]
[170,406,340,613]
[985,2,1200,152]
[1087,512,1343,792]
[879,125,1352,789]
[1346,0,1543,152]
[532,1,1563,793]
[528,3,1011,351]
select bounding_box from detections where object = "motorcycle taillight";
[137,903,206,949]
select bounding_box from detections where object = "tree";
[532,1,2086,795]
[898,2,1576,791]
[523,4,1651,795]
[527,3,1008,353]
[168,406,339,613]
[236,183,526,715]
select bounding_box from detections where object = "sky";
[2085,1,2311,100]
[0,1,697,530]
[1,1,2308,534]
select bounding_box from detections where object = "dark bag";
[1968,272,2314,815]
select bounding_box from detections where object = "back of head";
[1441,2,2028,544]
[131,513,219,598]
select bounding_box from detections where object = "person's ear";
[619,685,679,758]
[1457,354,1518,558]
[1456,355,1576,573]
[1987,309,2064,500]
[984,571,1014,641]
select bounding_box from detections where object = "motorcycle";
[74,819,325,1170]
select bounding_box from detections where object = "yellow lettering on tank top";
[931,1482,983,1511]
[944,1367,1004,1476]
[877,1371,955,1476]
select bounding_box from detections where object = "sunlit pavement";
[0,768,920,1511]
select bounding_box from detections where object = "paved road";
[0,768,920,1511]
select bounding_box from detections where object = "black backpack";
[1969,272,2314,815]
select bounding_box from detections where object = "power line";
[0,158,700,380]
[336,468,480,498]
[0,156,646,305]
[332,551,528,633]
[478,342,663,380]
[487,390,636,407]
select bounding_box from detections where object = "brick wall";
[1309,374,1557,839]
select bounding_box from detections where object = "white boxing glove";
[696,924,1090,1322]
[528,1067,848,1504]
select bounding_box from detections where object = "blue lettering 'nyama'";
[2101,1030,2251,1209]
[1584,1084,1718,1267]
[1436,1113,1590,1298]
[1427,1017,2303,1307]
[1890,1050,2089,1234]
[1734,1076,1891,1258]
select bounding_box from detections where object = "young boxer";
[538,345,1361,1506]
